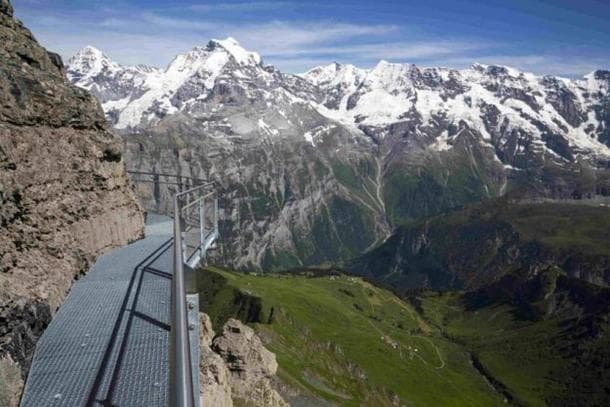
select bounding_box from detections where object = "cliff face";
[0,0,144,402]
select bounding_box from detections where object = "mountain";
[68,40,389,270]
[67,39,315,130]
[0,0,144,404]
[67,46,162,125]
[350,198,610,293]
[66,40,610,270]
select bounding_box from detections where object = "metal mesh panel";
[22,178,217,407]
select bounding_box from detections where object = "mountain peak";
[80,45,103,55]
[302,62,366,87]
[70,45,111,64]
[208,37,262,66]
[67,45,120,81]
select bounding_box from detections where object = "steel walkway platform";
[20,214,200,407]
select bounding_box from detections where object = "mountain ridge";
[66,38,610,270]
[68,39,610,158]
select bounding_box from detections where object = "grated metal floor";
[21,214,200,407]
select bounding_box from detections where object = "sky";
[12,0,610,77]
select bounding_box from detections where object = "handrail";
[170,197,195,407]
[126,170,214,189]
[170,183,218,407]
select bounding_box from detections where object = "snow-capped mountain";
[66,39,610,270]
[67,46,162,123]
[68,38,315,130]
[68,39,610,160]
[303,61,610,158]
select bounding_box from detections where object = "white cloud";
[263,41,487,60]
[140,13,220,31]
[227,21,399,54]
[188,2,291,12]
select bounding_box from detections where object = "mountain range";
[66,38,610,270]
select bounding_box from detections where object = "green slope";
[350,199,610,294]
[416,271,610,406]
[198,267,505,406]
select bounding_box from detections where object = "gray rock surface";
[0,1,145,404]
[199,345,233,407]
[199,317,288,407]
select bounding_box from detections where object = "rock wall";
[0,0,144,403]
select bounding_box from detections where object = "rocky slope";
[350,199,610,294]
[0,0,144,403]
[67,40,610,270]
[199,314,287,407]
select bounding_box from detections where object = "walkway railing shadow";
[128,171,219,407]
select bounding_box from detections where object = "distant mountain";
[350,199,610,293]
[66,39,610,270]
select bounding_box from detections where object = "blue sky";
[12,0,610,76]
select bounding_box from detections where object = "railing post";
[199,199,205,260]
[170,196,195,407]
[214,197,219,235]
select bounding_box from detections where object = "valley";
[198,263,610,406]
[198,267,505,406]
[3,0,610,405]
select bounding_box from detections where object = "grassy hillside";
[416,271,610,407]
[198,267,505,406]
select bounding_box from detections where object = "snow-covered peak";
[67,45,120,80]
[364,60,414,91]
[209,37,262,66]
[78,45,105,59]
[302,62,367,87]
[166,45,224,78]
[163,38,261,81]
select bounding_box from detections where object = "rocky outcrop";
[0,355,21,407]
[199,314,288,407]
[213,319,288,407]
[199,313,233,407]
[200,345,234,407]
[0,0,145,402]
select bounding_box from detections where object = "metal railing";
[126,171,219,406]
[171,183,218,407]
[126,170,209,214]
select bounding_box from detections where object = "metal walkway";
[20,215,201,406]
